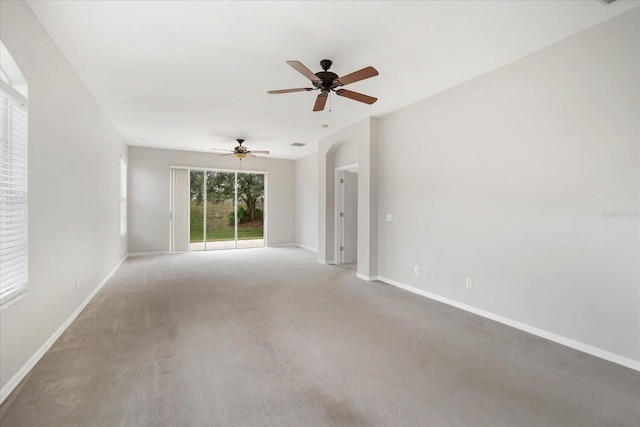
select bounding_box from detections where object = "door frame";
[335,163,358,265]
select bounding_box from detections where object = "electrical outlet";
[466,278,473,288]
[386,213,393,221]
[414,266,419,275]
[75,280,79,291]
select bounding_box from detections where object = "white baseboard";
[356,273,377,281]
[376,276,640,372]
[294,244,318,253]
[127,251,169,257]
[318,259,336,265]
[0,256,127,404]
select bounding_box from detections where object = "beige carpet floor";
[1,247,638,426]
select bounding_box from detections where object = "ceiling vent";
[291,142,306,147]
[599,0,616,4]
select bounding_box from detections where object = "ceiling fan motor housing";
[313,59,339,93]
[235,139,247,153]
[314,71,339,92]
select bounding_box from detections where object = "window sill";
[0,289,28,311]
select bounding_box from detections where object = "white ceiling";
[25,0,639,159]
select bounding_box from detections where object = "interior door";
[342,171,358,264]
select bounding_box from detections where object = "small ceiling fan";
[267,59,379,112]
[210,139,270,160]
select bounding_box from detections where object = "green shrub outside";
[227,206,263,225]
[191,202,263,243]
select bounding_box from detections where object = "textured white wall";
[0,1,128,394]
[295,153,319,252]
[377,10,639,362]
[332,139,358,169]
[128,146,296,253]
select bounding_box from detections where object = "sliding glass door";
[189,170,205,249]
[204,170,236,249]
[189,169,265,251]
[236,172,265,248]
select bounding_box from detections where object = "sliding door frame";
[169,165,268,251]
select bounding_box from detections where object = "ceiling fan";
[267,59,379,112]
[210,139,270,160]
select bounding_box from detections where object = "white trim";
[318,259,336,265]
[128,251,170,258]
[0,256,127,404]
[0,289,28,312]
[335,163,359,171]
[0,79,27,107]
[356,273,377,282]
[0,42,28,100]
[266,243,296,248]
[295,244,318,253]
[376,276,640,372]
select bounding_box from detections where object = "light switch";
[386,213,392,221]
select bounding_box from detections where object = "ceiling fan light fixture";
[211,139,269,160]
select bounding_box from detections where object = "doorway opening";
[336,164,358,268]
[170,168,265,252]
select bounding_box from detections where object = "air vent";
[599,0,616,4]
[291,142,306,147]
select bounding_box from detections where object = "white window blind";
[0,86,28,305]
[120,157,127,236]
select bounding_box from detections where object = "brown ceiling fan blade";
[267,88,314,94]
[313,93,328,111]
[287,60,322,83]
[248,150,270,154]
[335,89,377,105]
[219,153,233,157]
[334,66,379,86]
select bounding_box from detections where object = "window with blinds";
[120,157,127,236]
[0,84,28,305]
